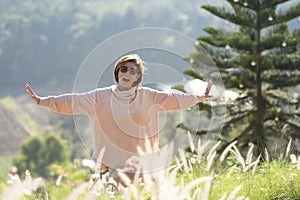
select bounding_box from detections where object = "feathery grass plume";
[136,165,187,200]
[179,148,190,173]
[246,143,254,165]
[206,151,216,172]
[232,145,246,171]
[281,175,287,181]
[170,162,183,182]
[187,131,195,153]
[184,176,213,192]
[1,170,44,199]
[95,147,105,173]
[197,139,211,164]
[207,141,221,161]
[251,155,261,175]
[139,136,154,153]
[154,177,188,200]
[235,197,248,200]
[174,156,184,172]
[183,176,213,200]
[264,148,269,163]
[55,172,67,186]
[226,148,245,171]
[227,184,243,200]
[119,172,143,200]
[220,141,238,161]
[285,138,293,159]
[219,193,227,200]
[203,173,214,200]
[188,158,194,171]
[192,188,203,200]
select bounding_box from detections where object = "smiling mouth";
[122,78,130,82]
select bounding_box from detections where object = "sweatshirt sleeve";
[39,89,97,115]
[146,88,205,112]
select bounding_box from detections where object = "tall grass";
[1,139,299,199]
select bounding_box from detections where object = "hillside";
[0,95,93,158]
[0,102,30,155]
[0,96,53,156]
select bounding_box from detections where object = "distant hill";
[0,102,30,155]
[0,96,54,156]
[0,95,93,158]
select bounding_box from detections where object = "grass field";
[0,139,299,199]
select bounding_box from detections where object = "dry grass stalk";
[231,145,246,171]
[285,138,292,159]
[220,141,238,162]
[197,139,211,164]
[245,143,254,165]
[227,184,243,200]
[183,176,213,200]
[187,131,195,153]
[206,151,216,172]
[179,148,190,173]
[1,170,44,199]
[264,148,270,163]
[251,155,261,175]
[207,141,221,162]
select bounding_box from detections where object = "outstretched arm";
[25,83,96,115]
[148,81,213,112]
[25,83,41,104]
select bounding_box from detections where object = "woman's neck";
[116,85,135,91]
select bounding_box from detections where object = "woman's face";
[117,61,140,91]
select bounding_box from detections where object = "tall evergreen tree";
[188,0,300,156]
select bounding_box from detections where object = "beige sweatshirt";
[39,85,206,168]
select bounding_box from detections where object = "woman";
[25,54,212,184]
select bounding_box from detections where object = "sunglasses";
[119,65,140,75]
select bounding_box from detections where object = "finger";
[25,83,31,92]
[25,84,34,95]
[206,81,212,90]
[205,81,212,95]
[25,84,39,103]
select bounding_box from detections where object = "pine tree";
[188,0,300,156]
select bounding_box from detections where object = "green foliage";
[206,161,300,199]
[13,134,70,178]
[44,162,88,200]
[188,0,300,155]
[0,156,13,179]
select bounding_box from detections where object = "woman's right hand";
[205,81,213,96]
[25,83,41,104]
